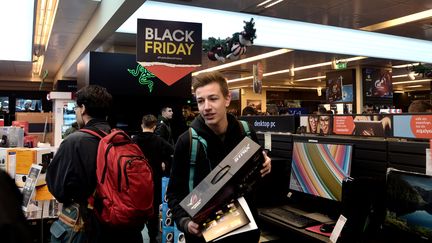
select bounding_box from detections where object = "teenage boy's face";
[195,82,231,127]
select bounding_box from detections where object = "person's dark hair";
[408,100,432,113]
[242,106,258,116]
[192,71,229,98]
[142,114,157,128]
[76,85,112,119]
[160,106,171,113]
[317,106,327,114]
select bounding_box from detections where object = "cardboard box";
[180,136,263,224]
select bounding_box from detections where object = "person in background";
[307,114,318,133]
[241,105,258,116]
[319,115,331,135]
[132,114,174,243]
[166,71,271,243]
[62,121,79,138]
[155,106,174,145]
[182,105,196,127]
[408,100,432,113]
[47,85,145,243]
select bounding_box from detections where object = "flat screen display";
[15,99,42,112]
[0,96,9,113]
[384,169,432,241]
[289,141,352,201]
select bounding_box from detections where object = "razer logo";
[187,194,201,210]
[127,64,156,92]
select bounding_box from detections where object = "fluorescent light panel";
[295,75,326,82]
[226,55,364,83]
[265,0,284,8]
[360,9,432,31]
[257,0,272,7]
[193,49,290,76]
[118,1,432,63]
[0,1,35,61]
[393,79,432,85]
[392,63,420,68]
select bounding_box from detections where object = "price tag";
[329,214,347,243]
[264,133,271,151]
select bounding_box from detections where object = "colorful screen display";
[289,141,352,201]
[15,98,42,112]
[385,169,432,241]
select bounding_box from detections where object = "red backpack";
[81,128,154,227]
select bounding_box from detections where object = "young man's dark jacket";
[155,115,174,145]
[166,114,261,243]
[46,119,144,242]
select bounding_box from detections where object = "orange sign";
[410,115,432,138]
[333,116,355,135]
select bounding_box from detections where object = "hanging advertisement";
[137,19,202,86]
[363,68,393,98]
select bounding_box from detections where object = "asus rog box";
[180,136,264,224]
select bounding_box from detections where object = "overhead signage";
[240,115,295,133]
[137,19,202,86]
[394,114,432,139]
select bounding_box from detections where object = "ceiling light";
[392,63,420,68]
[227,76,253,83]
[32,0,59,76]
[295,76,327,82]
[264,69,290,77]
[265,0,284,8]
[393,79,432,85]
[392,74,409,78]
[118,1,432,63]
[406,85,423,88]
[360,9,432,31]
[226,56,364,83]
[192,49,291,76]
[257,0,272,7]
[0,1,35,61]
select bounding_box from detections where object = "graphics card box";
[180,136,263,224]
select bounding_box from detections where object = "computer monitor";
[289,141,353,202]
[384,169,432,241]
[15,98,42,112]
[0,96,9,113]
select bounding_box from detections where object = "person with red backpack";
[166,71,272,243]
[47,85,153,243]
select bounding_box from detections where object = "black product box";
[180,136,263,224]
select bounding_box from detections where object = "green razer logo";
[127,64,156,92]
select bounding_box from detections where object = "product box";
[180,136,263,224]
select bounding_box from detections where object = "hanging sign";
[137,19,202,86]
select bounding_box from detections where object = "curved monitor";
[289,141,353,201]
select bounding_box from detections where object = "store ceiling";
[1,0,431,93]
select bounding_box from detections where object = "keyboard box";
[180,136,263,224]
